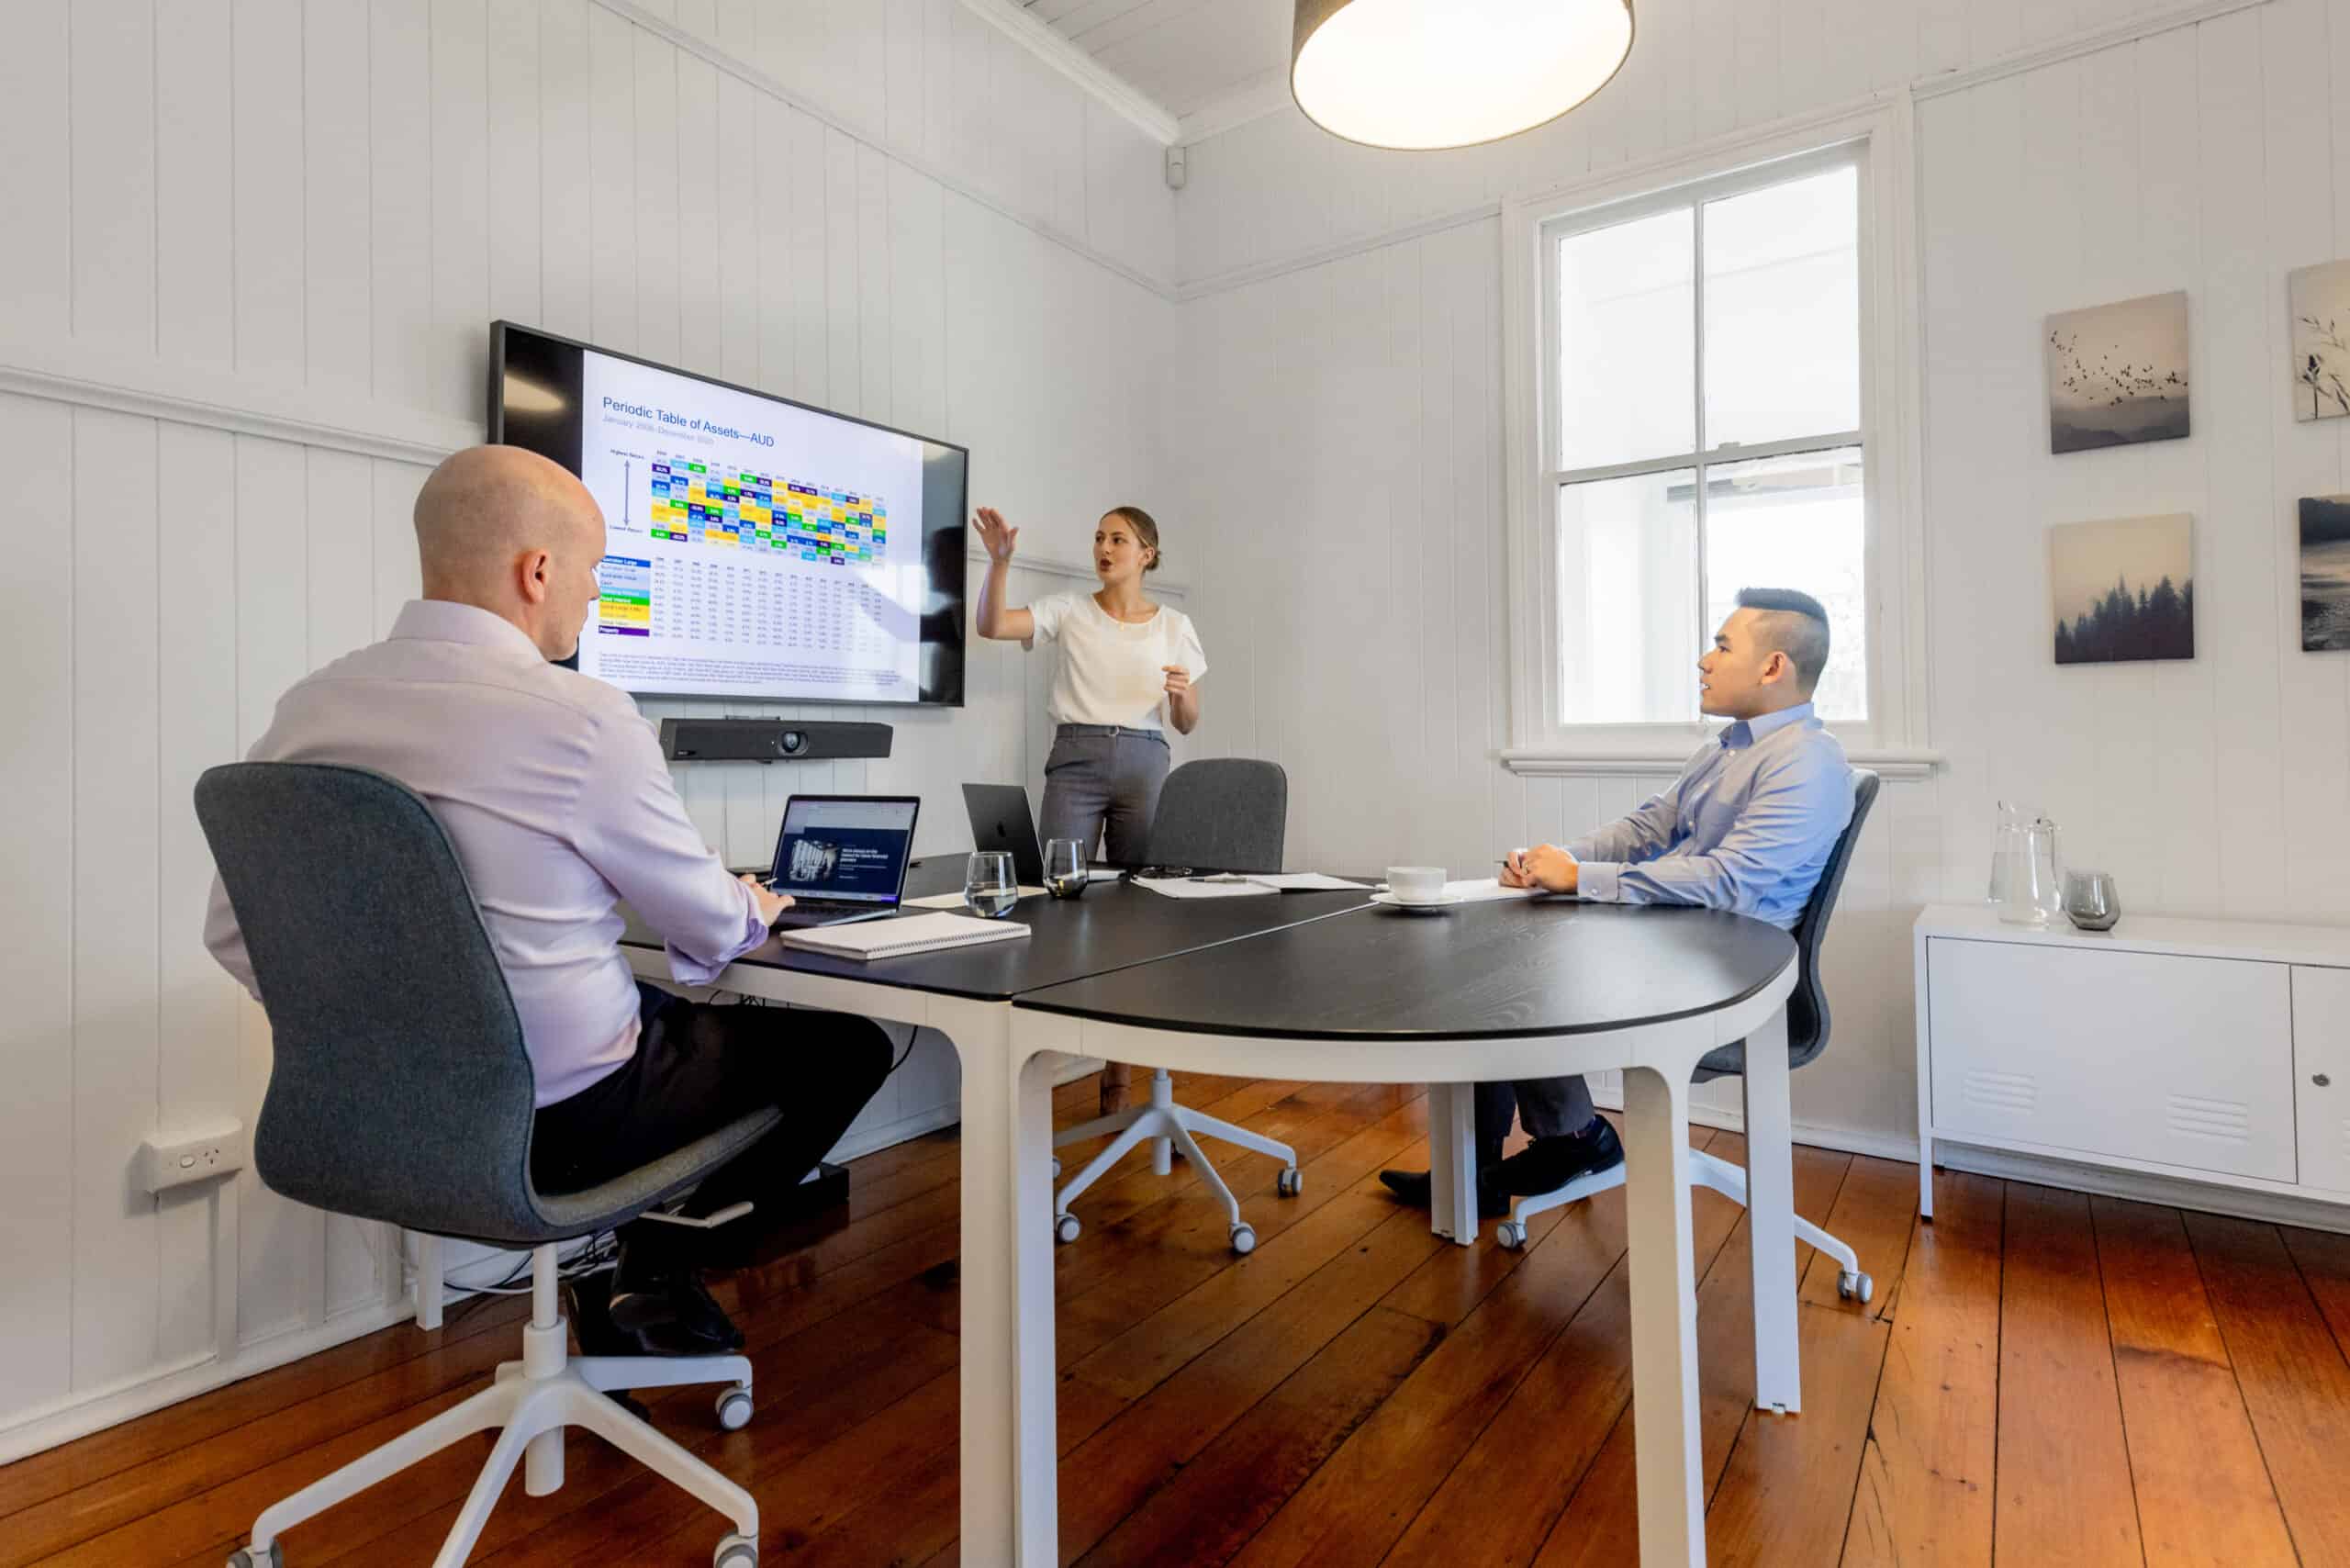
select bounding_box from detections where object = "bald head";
[414,445,607,660]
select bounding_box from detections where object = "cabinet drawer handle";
[2317,1073,2333,1088]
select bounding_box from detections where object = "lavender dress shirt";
[203,599,770,1106]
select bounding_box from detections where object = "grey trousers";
[1473,1075,1598,1163]
[1038,724,1170,867]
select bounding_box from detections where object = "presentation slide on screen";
[771,801,914,902]
[575,350,926,702]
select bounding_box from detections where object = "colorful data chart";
[647,454,888,564]
[597,556,653,637]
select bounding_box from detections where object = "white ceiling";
[1020,0,1294,121]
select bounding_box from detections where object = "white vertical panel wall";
[0,0,1175,1450]
[1168,0,2350,1149]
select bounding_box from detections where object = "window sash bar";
[1691,203,1709,730]
[1546,429,1863,488]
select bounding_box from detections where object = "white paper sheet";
[1133,876,1280,900]
[1245,873,1374,891]
[1438,878,1549,902]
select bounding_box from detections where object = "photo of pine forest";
[2050,513,2196,666]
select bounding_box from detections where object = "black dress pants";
[531,982,894,1263]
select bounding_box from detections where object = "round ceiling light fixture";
[1291,0,1635,151]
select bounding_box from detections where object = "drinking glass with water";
[965,851,1018,918]
[1045,838,1088,901]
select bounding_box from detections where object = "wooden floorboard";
[10,1086,2350,1568]
[2090,1197,2298,1568]
[1702,1153,1917,1567]
[2185,1211,2350,1566]
[1840,1170,2000,1568]
[1524,1138,1853,1568]
[1992,1183,2143,1567]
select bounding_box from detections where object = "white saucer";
[1371,890,1464,913]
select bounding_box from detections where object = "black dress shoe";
[1490,1120,1626,1197]
[563,1276,653,1417]
[1376,1168,1512,1217]
[608,1252,746,1353]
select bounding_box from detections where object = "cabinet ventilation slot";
[2165,1092,2250,1145]
[1963,1070,2035,1115]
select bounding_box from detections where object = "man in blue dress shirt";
[1382,588,1856,1212]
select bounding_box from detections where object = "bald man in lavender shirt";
[205,445,891,1353]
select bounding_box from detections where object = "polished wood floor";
[8,1072,2350,1567]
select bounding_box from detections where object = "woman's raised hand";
[971,507,1019,563]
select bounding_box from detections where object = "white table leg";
[1622,1062,1707,1568]
[1425,1082,1478,1246]
[945,1001,1059,1566]
[1740,1003,1801,1416]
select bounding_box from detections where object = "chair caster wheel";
[714,1532,757,1567]
[1230,1223,1257,1255]
[229,1547,283,1568]
[1050,1157,1061,1178]
[1055,1213,1082,1244]
[1838,1270,1874,1305]
[1277,1168,1302,1197]
[1496,1221,1526,1250]
[715,1385,754,1430]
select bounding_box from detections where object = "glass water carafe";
[1986,801,2031,906]
[1997,815,2064,926]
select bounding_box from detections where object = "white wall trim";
[1501,747,1944,781]
[956,0,1181,146]
[594,0,1180,301]
[1176,67,1297,147]
[0,1296,414,1468]
[0,1,1194,464]
[1589,1092,2350,1237]
[0,360,1218,577]
[1590,1083,1922,1162]
[1175,0,2278,298]
[1930,1140,2350,1236]
[1908,0,2272,101]
[0,335,472,465]
[1173,199,1506,302]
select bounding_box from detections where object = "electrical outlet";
[140,1121,246,1194]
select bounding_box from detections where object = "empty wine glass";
[1045,838,1088,901]
[964,851,1017,918]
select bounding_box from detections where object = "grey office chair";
[1494,771,1884,1306]
[196,763,772,1568]
[1052,759,1303,1254]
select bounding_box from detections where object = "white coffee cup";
[1386,866,1447,903]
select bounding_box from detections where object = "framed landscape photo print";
[2045,291,2191,454]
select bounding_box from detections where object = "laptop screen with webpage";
[769,796,920,905]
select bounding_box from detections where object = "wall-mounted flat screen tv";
[489,321,968,707]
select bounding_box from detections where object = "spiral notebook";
[778,911,1032,962]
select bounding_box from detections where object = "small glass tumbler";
[2063,868,2119,932]
[964,850,1017,918]
[1044,838,1088,900]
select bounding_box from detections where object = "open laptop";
[962,782,1046,886]
[762,794,922,929]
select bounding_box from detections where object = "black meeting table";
[616,871,1798,1568]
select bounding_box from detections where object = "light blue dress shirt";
[1566,702,1854,932]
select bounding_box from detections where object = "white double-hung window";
[1503,107,1928,774]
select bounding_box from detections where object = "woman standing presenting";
[972,502,1203,1113]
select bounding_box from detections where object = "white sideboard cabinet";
[1914,905,2350,1219]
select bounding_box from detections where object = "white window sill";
[1499,746,1943,781]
